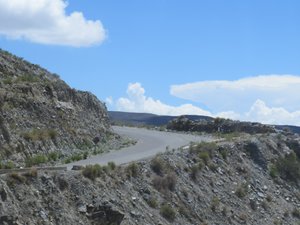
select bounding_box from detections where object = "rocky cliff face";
[0,49,114,166]
[0,131,299,225]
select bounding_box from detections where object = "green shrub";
[24,168,38,178]
[150,156,166,175]
[235,183,248,198]
[48,129,58,140]
[3,78,13,85]
[269,164,279,178]
[83,151,88,159]
[199,151,210,165]
[160,204,176,222]
[16,74,39,83]
[190,142,218,154]
[125,162,139,178]
[108,161,116,171]
[0,161,16,169]
[48,152,59,161]
[276,152,300,183]
[9,172,26,183]
[25,154,48,167]
[190,162,203,180]
[220,148,228,160]
[147,197,158,208]
[82,164,103,180]
[23,129,58,142]
[153,172,177,192]
[211,196,220,212]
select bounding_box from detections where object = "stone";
[78,205,87,213]
[87,205,124,225]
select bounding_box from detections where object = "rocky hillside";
[0,49,117,167]
[167,116,276,134]
[1,130,300,225]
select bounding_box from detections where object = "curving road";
[65,126,213,170]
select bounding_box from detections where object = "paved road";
[65,126,213,170]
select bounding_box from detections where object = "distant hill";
[275,125,300,134]
[108,111,213,126]
[109,111,300,134]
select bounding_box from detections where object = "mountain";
[0,49,117,167]
[108,111,213,126]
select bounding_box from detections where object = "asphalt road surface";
[65,126,213,170]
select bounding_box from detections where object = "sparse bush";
[24,168,38,178]
[25,154,48,167]
[48,152,59,161]
[198,151,210,165]
[190,142,218,155]
[147,197,158,208]
[151,156,166,175]
[153,172,177,192]
[108,161,116,171]
[210,196,220,212]
[208,162,218,172]
[220,148,228,160]
[125,162,139,178]
[83,151,88,159]
[23,129,58,142]
[222,206,228,216]
[9,172,26,183]
[3,161,15,169]
[190,163,202,180]
[276,152,300,183]
[56,176,69,191]
[235,183,248,198]
[160,204,176,222]
[269,164,279,178]
[16,74,39,83]
[292,208,300,219]
[82,164,103,181]
[48,129,58,140]
[266,194,272,202]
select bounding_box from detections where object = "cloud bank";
[0,0,106,47]
[171,75,300,113]
[108,76,300,126]
[112,83,212,116]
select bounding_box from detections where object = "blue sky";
[1,0,300,125]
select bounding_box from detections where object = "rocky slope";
[0,130,300,225]
[0,49,117,167]
[167,116,276,134]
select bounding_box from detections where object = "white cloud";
[111,80,300,126]
[171,75,300,113]
[105,96,113,105]
[244,99,300,126]
[0,0,105,47]
[115,83,212,116]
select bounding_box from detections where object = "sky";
[1,0,300,125]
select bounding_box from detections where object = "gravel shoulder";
[65,126,213,169]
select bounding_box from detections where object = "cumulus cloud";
[0,0,106,47]
[244,100,300,126]
[115,83,212,116]
[171,75,300,113]
[111,80,300,126]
